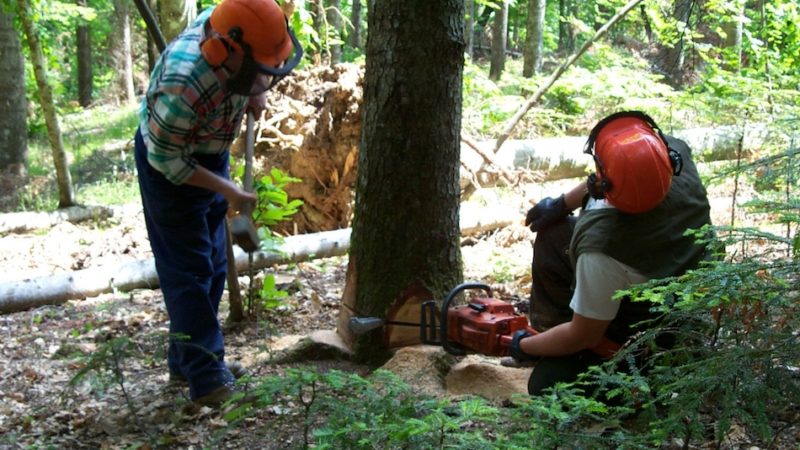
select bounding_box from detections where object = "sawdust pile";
[245,63,364,234]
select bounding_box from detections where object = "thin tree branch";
[491,0,646,156]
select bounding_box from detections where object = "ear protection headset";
[200,21,246,67]
[584,110,683,201]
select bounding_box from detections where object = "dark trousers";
[528,217,605,395]
[134,128,233,400]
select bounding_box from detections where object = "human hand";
[525,194,568,233]
[226,186,258,215]
[247,92,266,118]
[509,330,538,362]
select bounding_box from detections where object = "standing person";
[133,0,302,406]
[508,111,713,396]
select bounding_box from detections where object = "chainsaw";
[348,282,620,358]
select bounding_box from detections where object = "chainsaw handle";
[440,282,492,356]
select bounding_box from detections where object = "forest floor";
[0,170,793,449]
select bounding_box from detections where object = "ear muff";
[200,37,230,66]
[583,110,683,201]
[200,22,244,67]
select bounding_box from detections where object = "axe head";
[230,215,260,252]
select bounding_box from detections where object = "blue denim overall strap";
[134,127,233,400]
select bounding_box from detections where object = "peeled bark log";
[0,229,351,314]
[0,210,514,314]
[0,205,127,235]
[460,124,770,187]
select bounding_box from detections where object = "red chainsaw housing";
[446,297,537,357]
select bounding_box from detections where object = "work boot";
[193,384,234,407]
[169,361,249,385]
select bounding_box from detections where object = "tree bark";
[0,10,27,176]
[115,0,136,104]
[327,0,342,63]
[523,0,546,77]
[722,0,745,72]
[658,0,694,86]
[489,0,508,81]
[341,0,466,363]
[158,0,195,43]
[76,0,92,107]
[465,0,474,58]
[16,0,75,207]
[558,0,575,53]
[349,0,361,50]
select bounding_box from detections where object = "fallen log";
[0,204,136,235]
[0,209,519,314]
[0,229,350,314]
[460,124,771,185]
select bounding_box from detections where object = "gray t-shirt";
[569,197,648,321]
[570,252,648,320]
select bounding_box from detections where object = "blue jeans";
[134,128,233,400]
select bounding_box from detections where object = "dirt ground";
[0,166,783,449]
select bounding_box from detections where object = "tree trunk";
[640,3,653,42]
[312,0,324,60]
[489,0,508,80]
[16,0,75,207]
[115,0,136,104]
[465,0,474,59]
[349,0,361,50]
[0,10,27,176]
[76,0,92,107]
[146,0,159,72]
[341,0,465,363]
[722,0,745,72]
[327,0,342,63]
[158,0,195,43]
[558,0,575,53]
[523,0,546,77]
[659,0,694,86]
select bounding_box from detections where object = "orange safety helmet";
[584,111,683,214]
[201,0,298,71]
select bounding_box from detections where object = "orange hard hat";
[591,114,674,214]
[209,0,294,67]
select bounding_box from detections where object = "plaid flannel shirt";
[138,7,248,185]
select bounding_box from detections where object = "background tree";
[523,0,546,76]
[489,0,507,80]
[348,0,361,50]
[658,0,694,86]
[343,0,465,362]
[0,9,27,176]
[16,0,74,207]
[113,0,135,103]
[558,0,576,53]
[465,0,474,58]
[158,0,195,43]
[327,0,341,63]
[76,0,92,107]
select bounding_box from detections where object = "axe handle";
[242,113,256,215]
[132,0,167,53]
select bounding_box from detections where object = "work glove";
[509,329,538,362]
[525,194,568,233]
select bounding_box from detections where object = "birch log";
[460,124,771,185]
[0,208,519,314]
